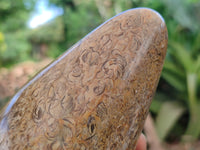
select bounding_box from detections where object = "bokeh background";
[0,0,200,149]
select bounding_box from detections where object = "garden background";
[0,0,200,149]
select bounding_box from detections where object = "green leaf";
[163,61,184,77]
[182,73,200,141]
[169,42,194,72]
[183,102,200,141]
[187,73,198,107]
[155,101,186,140]
[162,70,186,92]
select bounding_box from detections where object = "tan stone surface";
[0,8,168,149]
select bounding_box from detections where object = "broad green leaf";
[184,73,200,140]
[187,73,198,107]
[183,102,200,141]
[162,71,186,92]
[169,42,194,72]
[163,60,185,78]
[155,101,186,140]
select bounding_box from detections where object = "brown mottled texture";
[0,8,168,150]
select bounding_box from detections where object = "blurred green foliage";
[0,32,7,54]
[0,0,36,67]
[0,0,200,143]
[155,0,200,141]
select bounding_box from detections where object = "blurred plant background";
[0,0,200,149]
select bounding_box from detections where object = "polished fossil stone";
[0,8,168,150]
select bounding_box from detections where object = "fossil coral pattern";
[0,8,168,150]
